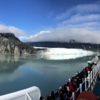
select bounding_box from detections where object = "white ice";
[35,47,95,60]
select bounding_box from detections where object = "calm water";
[0,54,95,97]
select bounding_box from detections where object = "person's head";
[51,91,54,96]
[59,86,62,90]
[66,82,69,86]
[40,96,43,100]
[46,95,49,99]
[77,71,79,74]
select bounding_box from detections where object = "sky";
[0,0,100,43]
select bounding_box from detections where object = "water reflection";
[0,54,32,73]
[0,54,95,97]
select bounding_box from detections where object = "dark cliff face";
[0,33,20,41]
[0,33,35,54]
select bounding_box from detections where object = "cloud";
[19,30,50,42]
[61,14,100,25]
[19,14,100,44]
[56,2,100,20]
[64,22,100,31]
[19,26,100,44]
[0,24,25,37]
[30,30,50,38]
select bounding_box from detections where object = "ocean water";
[0,50,95,97]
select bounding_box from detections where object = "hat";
[59,87,62,90]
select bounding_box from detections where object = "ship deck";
[93,78,100,100]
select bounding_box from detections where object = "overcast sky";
[0,0,100,43]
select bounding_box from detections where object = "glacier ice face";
[36,47,95,60]
[45,48,93,54]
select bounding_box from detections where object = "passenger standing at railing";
[68,84,74,92]
[82,69,85,82]
[55,86,69,100]
[78,71,84,83]
[64,83,73,98]
[45,95,52,100]
[85,67,88,77]
[56,87,62,97]
[50,91,55,100]
[67,80,75,92]
[39,96,43,100]
[88,65,92,71]
[55,92,60,100]
[73,77,77,88]
[76,75,80,88]
[62,85,67,94]
[61,85,70,99]
[71,78,77,90]
[56,86,67,100]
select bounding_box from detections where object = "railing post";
[93,69,95,85]
[26,92,32,100]
[93,68,95,79]
[90,71,93,91]
[91,71,92,82]
[99,62,100,70]
[92,69,94,79]
[69,79,71,82]
[88,71,90,90]
[80,84,82,93]
[74,90,77,100]
[95,68,97,83]
[25,94,27,100]
[85,78,87,91]
[72,92,75,100]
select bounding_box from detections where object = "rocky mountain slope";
[0,33,35,54]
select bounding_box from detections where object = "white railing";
[70,57,100,100]
[0,86,41,100]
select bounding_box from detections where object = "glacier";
[34,47,95,60]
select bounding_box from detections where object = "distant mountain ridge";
[25,41,100,51]
[0,33,35,54]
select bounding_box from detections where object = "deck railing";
[71,58,100,100]
[0,86,41,100]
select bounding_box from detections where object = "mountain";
[25,41,100,52]
[0,33,35,54]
